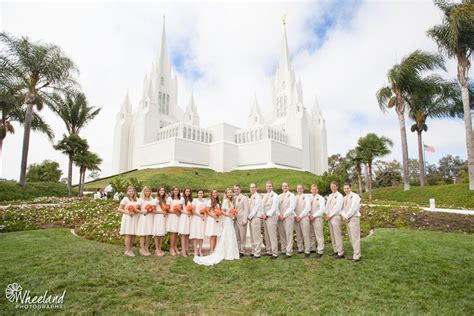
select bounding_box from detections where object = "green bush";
[0,181,77,202]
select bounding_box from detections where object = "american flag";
[424,144,436,153]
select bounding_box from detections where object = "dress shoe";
[310,250,316,253]
[331,252,338,256]
[284,254,292,259]
[304,253,311,258]
[315,253,323,258]
[252,255,261,260]
[270,256,278,260]
[350,258,361,262]
[335,254,345,259]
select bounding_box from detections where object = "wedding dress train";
[193,215,240,266]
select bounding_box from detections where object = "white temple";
[112,18,328,175]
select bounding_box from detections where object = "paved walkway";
[363,203,474,216]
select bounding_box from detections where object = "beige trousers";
[347,216,361,260]
[310,217,325,254]
[277,215,295,256]
[328,215,344,255]
[263,215,279,257]
[249,217,262,257]
[234,220,248,254]
[295,216,311,253]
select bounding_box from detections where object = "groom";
[233,184,249,257]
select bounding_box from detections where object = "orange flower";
[126,205,136,212]
[172,205,182,213]
[161,204,169,212]
[200,207,208,215]
[229,208,238,216]
[213,208,222,217]
[145,204,154,213]
[187,204,194,212]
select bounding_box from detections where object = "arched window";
[183,127,187,139]
[209,134,213,143]
[158,92,162,113]
[166,95,170,114]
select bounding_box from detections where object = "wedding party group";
[117,180,362,266]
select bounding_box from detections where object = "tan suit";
[342,192,361,260]
[326,191,344,256]
[309,194,325,254]
[248,192,263,257]
[278,191,296,256]
[294,194,311,254]
[263,191,279,257]
[234,193,250,254]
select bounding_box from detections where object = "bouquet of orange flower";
[187,204,194,213]
[200,207,208,215]
[161,204,169,213]
[172,205,182,213]
[126,205,136,213]
[213,208,222,217]
[228,208,238,216]
[145,204,154,213]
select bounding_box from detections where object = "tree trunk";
[0,139,3,179]
[67,155,73,197]
[417,131,426,186]
[356,164,363,194]
[79,167,85,197]
[368,162,373,201]
[457,56,474,190]
[364,164,369,192]
[397,111,410,191]
[19,101,34,187]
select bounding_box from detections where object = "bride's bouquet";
[228,208,238,216]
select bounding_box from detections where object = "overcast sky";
[1,0,471,183]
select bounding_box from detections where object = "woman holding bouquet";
[136,186,156,256]
[190,189,207,256]
[204,189,222,254]
[153,186,168,256]
[166,186,184,256]
[194,188,240,266]
[118,186,140,257]
[179,187,193,257]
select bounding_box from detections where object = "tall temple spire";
[279,15,290,72]
[157,15,170,76]
[122,90,132,113]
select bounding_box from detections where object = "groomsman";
[326,181,345,259]
[294,184,311,257]
[248,183,263,259]
[308,184,326,258]
[342,183,362,262]
[262,181,280,259]
[233,184,250,257]
[278,182,296,258]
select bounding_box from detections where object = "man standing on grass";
[309,184,326,258]
[294,184,311,257]
[233,184,250,257]
[342,183,362,262]
[278,182,296,258]
[326,181,345,259]
[262,181,279,259]
[248,183,263,259]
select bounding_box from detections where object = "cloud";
[1,0,471,183]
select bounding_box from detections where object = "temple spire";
[279,15,290,72]
[122,90,132,113]
[157,15,170,76]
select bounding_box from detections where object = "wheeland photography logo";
[5,283,66,310]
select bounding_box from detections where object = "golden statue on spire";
[282,14,287,25]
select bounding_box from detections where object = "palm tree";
[48,91,101,136]
[346,148,364,194]
[54,134,88,197]
[428,0,474,189]
[356,133,393,200]
[376,50,445,191]
[74,150,102,197]
[0,32,78,187]
[408,76,463,186]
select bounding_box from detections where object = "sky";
[1,0,472,183]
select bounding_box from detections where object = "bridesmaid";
[190,189,207,256]
[153,186,168,257]
[136,186,155,256]
[179,187,193,257]
[166,186,184,256]
[118,185,140,257]
[205,189,222,254]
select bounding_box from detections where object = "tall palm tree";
[356,133,393,200]
[0,32,78,187]
[48,92,101,136]
[428,0,474,189]
[408,76,463,186]
[54,134,88,197]
[346,148,364,194]
[74,150,102,197]
[376,50,445,191]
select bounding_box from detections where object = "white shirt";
[264,191,279,217]
[309,194,326,217]
[295,193,311,218]
[248,192,263,219]
[326,191,344,218]
[280,191,297,218]
[342,192,361,219]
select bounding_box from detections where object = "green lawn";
[365,183,474,209]
[1,228,472,314]
[84,167,323,192]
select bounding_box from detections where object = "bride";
[194,188,240,266]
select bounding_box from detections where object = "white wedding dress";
[193,215,240,266]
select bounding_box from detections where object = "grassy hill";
[85,167,327,192]
[365,183,474,209]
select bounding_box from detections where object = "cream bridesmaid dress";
[119,197,140,235]
[136,197,155,236]
[189,198,206,240]
[166,197,184,233]
[178,200,193,235]
[152,198,167,237]
[204,200,223,237]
